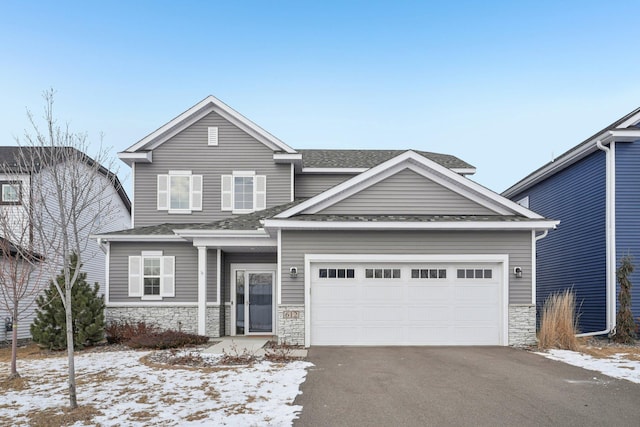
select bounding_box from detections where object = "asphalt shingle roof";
[297,149,473,170]
[106,199,307,236]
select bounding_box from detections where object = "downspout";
[533,229,550,306]
[576,140,616,337]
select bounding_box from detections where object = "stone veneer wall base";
[277,305,305,346]
[508,304,536,347]
[107,306,224,338]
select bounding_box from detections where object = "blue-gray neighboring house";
[503,107,640,336]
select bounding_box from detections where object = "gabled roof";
[297,149,475,174]
[503,106,640,198]
[0,237,44,261]
[120,95,297,160]
[275,150,546,221]
[0,146,131,214]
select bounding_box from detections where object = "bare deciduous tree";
[7,89,122,408]
[0,207,45,379]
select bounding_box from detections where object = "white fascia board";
[451,167,476,175]
[502,129,640,198]
[191,236,277,247]
[125,95,297,154]
[277,150,542,219]
[126,98,215,152]
[264,218,560,231]
[273,153,302,162]
[301,167,368,174]
[173,229,269,237]
[615,110,640,129]
[92,234,185,242]
[118,151,152,165]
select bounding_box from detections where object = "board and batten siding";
[510,150,606,333]
[616,141,640,323]
[109,242,205,303]
[133,111,292,227]
[294,173,354,198]
[318,169,496,215]
[280,230,532,305]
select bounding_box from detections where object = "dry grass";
[578,345,640,361]
[0,343,57,363]
[0,375,29,391]
[538,289,580,351]
[26,405,102,427]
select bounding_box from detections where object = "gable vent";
[208,126,219,146]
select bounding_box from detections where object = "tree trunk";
[66,287,77,409]
[10,307,19,379]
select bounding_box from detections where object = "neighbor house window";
[1,182,21,204]
[221,171,266,213]
[128,251,175,299]
[157,171,203,213]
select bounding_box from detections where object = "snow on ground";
[537,350,640,384]
[1,350,313,426]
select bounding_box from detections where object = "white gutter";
[577,140,616,338]
[532,229,551,305]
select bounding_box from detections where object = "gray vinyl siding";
[295,174,354,198]
[109,242,200,303]
[319,169,496,215]
[133,111,292,227]
[223,252,277,303]
[280,230,532,305]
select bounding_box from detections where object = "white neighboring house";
[0,147,131,343]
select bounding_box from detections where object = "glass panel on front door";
[235,270,273,335]
[235,270,245,335]
[248,273,273,333]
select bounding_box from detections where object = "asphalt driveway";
[294,347,640,426]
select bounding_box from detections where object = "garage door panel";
[407,306,451,321]
[310,262,504,346]
[313,306,359,322]
[361,286,403,301]
[407,285,450,301]
[314,284,358,300]
[361,306,405,321]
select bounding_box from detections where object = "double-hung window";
[128,251,175,300]
[1,181,21,204]
[157,171,203,213]
[221,171,266,213]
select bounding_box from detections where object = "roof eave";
[503,129,640,198]
[264,219,560,231]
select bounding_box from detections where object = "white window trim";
[157,170,203,214]
[221,170,267,214]
[130,251,175,300]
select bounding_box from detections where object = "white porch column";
[197,246,207,335]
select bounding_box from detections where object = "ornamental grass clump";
[538,289,580,351]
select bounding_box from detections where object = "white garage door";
[310,262,504,346]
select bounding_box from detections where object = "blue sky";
[1,1,639,193]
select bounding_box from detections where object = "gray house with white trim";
[96,96,557,347]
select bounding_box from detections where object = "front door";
[233,268,275,335]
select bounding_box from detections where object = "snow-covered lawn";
[0,349,312,426]
[537,349,640,384]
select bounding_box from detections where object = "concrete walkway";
[203,336,307,358]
